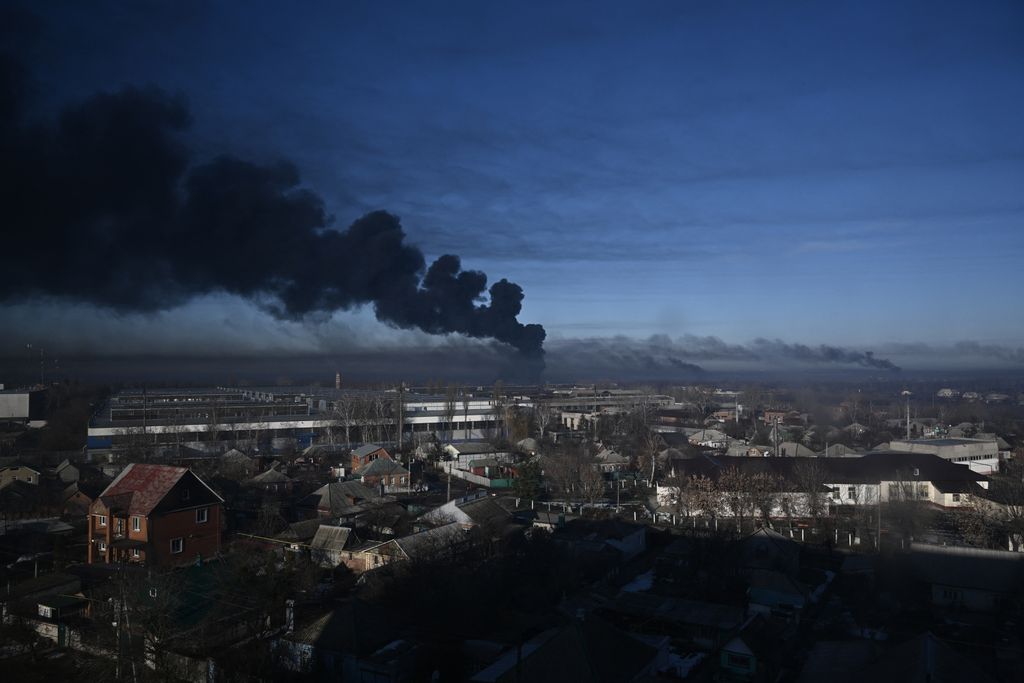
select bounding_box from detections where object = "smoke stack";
[335,372,341,390]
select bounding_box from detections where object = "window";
[170,537,183,554]
[26,476,33,483]
[196,507,208,524]
[847,486,856,498]
[132,549,141,559]
[98,515,107,527]
[182,488,190,501]
[98,541,107,552]
[831,487,840,500]
[952,493,961,502]
[132,516,141,532]
[116,519,123,534]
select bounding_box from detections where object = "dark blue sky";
[4,0,1024,373]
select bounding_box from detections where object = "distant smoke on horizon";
[542,335,901,377]
[0,40,546,358]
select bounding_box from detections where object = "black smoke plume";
[0,47,545,357]
[749,339,901,371]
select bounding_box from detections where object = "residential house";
[355,458,411,493]
[606,591,744,649]
[594,447,629,473]
[61,480,105,517]
[909,543,1024,613]
[552,519,647,563]
[310,525,362,568]
[351,444,392,471]
[0,463,41,488]
[421,492,513,531]
[718,615,789,682]
[307,480,385,517]
[443,442,512,469]
[688,429,731,449]
[243,464,294,493]
[360,522,467,571]
[219,448,257,479]
[275,599,415,679]
[276,518,327,551]
[54,459,79,484]
[87,463,223,567]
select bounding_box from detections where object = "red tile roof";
[97,463,188,515]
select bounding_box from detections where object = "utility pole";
[902,390,912,440]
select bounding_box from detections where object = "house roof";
[669,452,989,488]
[390,522,465,560]
[220,448,252,463]
[312,481,382,509]
[276,518,324,542]
[97,464,202,516]
[288,599,402,656]
[352,444,388,458]
[909,543,1024,593]
[355,458,409,478]
[246,466,292,485]
[595,448,628,464]
[310,525,355,552]
[458,496,513,527]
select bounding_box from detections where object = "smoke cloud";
[0,46,545,357]
[544,335,901,378]
[748,338,901,371]
[952,341,1024,364]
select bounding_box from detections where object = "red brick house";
[350,444,392,471]
[87,464,223,568]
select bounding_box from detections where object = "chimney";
[335,372,342,390]
[285,599,295,634]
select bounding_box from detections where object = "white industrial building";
[87,386,523,458]
[888,438,1000,463]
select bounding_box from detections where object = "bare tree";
[719,466,754,528]
[330,393,358,450]
[749,472,782,527]
[686,474,720,518]
[578,461,607,508]
[637,430,663,486]
[793,458,828,522]
[533,401,554,440]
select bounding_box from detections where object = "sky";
[2,0,1023,380]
